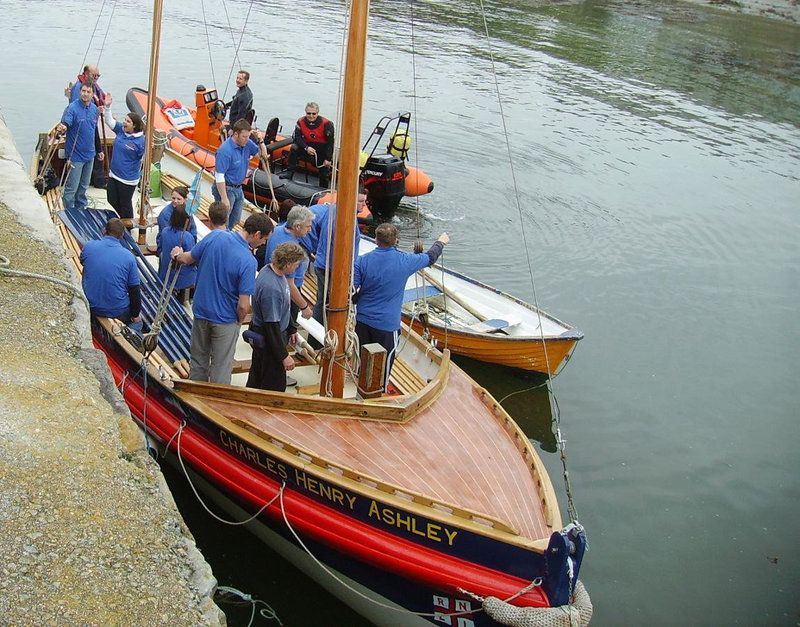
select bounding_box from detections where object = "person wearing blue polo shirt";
[102,97,145,220]
[312,191,366,327]
[171,202,273,384]
[157,205,197,304]
[68,64,108,189]
[212,119,266,231]
[353,223,449,390]
[58,82,100,211]
[265,205,315,321]
[246,242,307,392]
[80,218,142,332]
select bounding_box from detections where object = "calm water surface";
[2,0,798,624]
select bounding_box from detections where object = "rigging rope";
[200,0,218,92]
[220,0,258,103]
[80,0,111,71]
[94,0,117,67]
[476,0,579,524]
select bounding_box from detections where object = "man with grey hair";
[265,205,316,323]
[283,101,335,187]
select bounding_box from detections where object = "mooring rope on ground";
[0,253,89,309]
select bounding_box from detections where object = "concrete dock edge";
[0,114,225,624]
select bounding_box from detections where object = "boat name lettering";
[367,500,457,546]
[219,431,288,480]
[294,469,357,510]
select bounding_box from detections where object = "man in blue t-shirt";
[69,64,108,189]
[212,119,267,230]
[353,223,449,390]
[58,82,100,211]
[172,202,273,384]
[80,218,142,332]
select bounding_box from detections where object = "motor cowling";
[361,154,406,221]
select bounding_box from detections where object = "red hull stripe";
[102,342,550,608]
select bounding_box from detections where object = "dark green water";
[2,0,798,624]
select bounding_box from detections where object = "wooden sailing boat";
[34,0,589,624]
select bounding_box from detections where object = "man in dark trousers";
[353,224,449,390]
[284,101,334,187]
[246,242,307,392]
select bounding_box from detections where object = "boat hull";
[87,317,582,626]
[408,320,580,374]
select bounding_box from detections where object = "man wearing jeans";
[172,203,273,384]
[212,119,266,230]
[58,82,100,211]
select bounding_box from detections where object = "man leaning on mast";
[353,224,449,390]
[171,202,273,385]
[212,119,268,231]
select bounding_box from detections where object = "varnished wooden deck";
[196,362,554,543]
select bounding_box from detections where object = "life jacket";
[297,115,331,146]
[76,74,106,106]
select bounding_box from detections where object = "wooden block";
[358,343,386,399]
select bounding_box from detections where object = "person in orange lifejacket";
[282,101,335,188]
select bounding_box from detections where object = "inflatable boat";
[126,87,434,220]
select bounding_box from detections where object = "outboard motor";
[361,154,406,221]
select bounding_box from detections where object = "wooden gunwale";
[173,346,448,424]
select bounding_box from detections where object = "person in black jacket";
[227,70,254,130]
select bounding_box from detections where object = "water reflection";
[454,355,558,452]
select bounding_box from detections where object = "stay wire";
[80,0,110,72]
[221,0,257,102]
[94,0,117,67]
[476,0,578,522]
[200,0,217,92]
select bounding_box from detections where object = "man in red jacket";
[283,101,335,187]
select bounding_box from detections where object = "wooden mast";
[136,0,164,244]
[318,0,370,397]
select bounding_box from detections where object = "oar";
[421,268,508,333]
[99,102,110,177]
[256,150,280,218]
